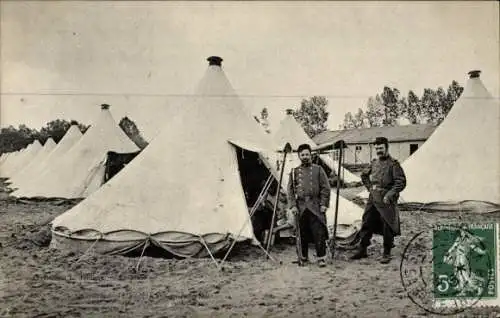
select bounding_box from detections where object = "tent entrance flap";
[234,146,279,243]
[103,151,141,183]
[235,146,276,209]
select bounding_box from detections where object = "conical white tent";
[271,111,363,241]
[272,110,317,151]
[50,57,280,257]
[272,110,360,185]
[357,71,499,212]
[11,107,139,198]
[401,70,499,211]
[8,138,56,185]
[0,140,42,177]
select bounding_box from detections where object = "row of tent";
[0,105,140,198]
[0,58,498,259]
[0,57,364,258]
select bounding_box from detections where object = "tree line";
[342,81,464,129]
[256,79,464,138]
[0,117,148,154]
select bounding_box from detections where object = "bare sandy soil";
[1,187,500,317]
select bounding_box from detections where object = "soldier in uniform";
[287,144,331,267]
[350,137,406,264]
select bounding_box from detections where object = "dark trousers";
[251,207,272,245]
[359,206,394,250]
[298,209,327,259]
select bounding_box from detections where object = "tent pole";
[266,143,292,253]
[331,140,345,260]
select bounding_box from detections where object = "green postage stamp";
[401,223,500,314]
[433,223,498,308]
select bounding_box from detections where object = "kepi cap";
[373,137,389,145]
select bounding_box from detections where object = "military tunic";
[360,155,406,236]
[287,163,331,260]
[287,163,331,227]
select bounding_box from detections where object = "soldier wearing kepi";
[351,137,406,264]
[287,144,331,267]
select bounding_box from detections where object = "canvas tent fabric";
[0,151,22,168]
[0,152,12,165]
[0,146,27,176]
[357,71,500,213]
[0,152,14,170]
[272,111,317,152]
[325,194,363,246]
[271,113,361,186]
[0,140,42,177]
[11,109,139,199]
[317,154,361,184]
[50,57,279,258]
[9,126,83,191]
[8,138,56,186]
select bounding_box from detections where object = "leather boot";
[292,257,309,266]
[380,246,391,264]
[317,256,327,267]
[350,246,368,260]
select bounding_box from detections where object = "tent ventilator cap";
[207,56,223,66]
[468,70,481,78]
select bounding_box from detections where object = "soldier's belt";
[371,185,388,191]
[297,195,313,201]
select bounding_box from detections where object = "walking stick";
[331,140,346,259]
[292,166,304,266]
[266,142,292,253]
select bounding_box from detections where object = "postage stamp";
[400,223,499,315]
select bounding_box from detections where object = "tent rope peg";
[135,238,150,272]
[255,240,281,265]
[72,233,103,267]
[198,236,220,270]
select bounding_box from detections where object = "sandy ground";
[1,185,500,317]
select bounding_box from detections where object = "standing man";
[287,144,331,267]
[351,137,406,264]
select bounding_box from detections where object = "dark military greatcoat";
[361,155,406,236]
[287,163,331,227]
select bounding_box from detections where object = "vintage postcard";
[1,1,499,317]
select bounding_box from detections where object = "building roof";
[313,130,345,145]
[313,124,437,146]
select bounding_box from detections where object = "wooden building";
[313,124,437,166]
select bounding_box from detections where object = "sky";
[1,1,499,140]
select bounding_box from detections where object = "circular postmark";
[400,223,493,315]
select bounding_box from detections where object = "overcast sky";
[1,1,498,140]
